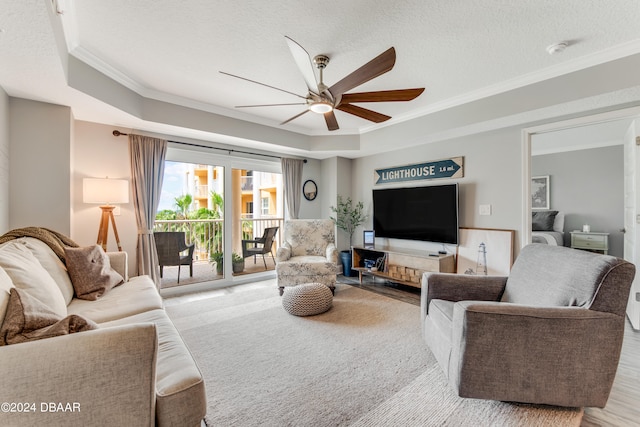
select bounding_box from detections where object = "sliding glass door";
[156,144,283,291]
[155,161,225,289]
[231,168,283,277]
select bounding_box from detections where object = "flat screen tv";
[372,184,459,244]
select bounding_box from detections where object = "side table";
[570,231,609,255]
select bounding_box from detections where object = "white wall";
[0,88,9,233]
[9,98,71,234]
[71,121,138,274]
[320,157,337,221]
[352,127,523,255]
[626,120,640,329]
[297,158,322,219]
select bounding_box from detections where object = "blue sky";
[158,161,188,212]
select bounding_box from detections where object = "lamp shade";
[83,178,129,204]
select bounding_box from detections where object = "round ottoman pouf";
[282,283,333,316]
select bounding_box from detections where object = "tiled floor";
[159,256,276,289]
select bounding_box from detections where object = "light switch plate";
[479,204,491,216]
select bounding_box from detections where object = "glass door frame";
[163,142,282,293]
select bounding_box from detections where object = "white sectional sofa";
[0,236,206,426]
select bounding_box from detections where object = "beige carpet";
[166,280,583,426]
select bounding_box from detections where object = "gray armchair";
[421,243,635,408]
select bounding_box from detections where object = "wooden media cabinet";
[351,245,455,288]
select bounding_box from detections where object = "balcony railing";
[194,185,209,198]
[241,176,253,191]
[154,217,284,262]
[154,219,223,261]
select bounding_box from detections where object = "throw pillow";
[532,210,559,231]
[64,245,124,301]
[22,237,75,305]
[0,268,15,327]
[0,288,98,346]
[0,240,67,317]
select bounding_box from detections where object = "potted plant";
[210,252,245,274]
[330,195,368,276]
[232,252,245,273]
[210,251,224,275]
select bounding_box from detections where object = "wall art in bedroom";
[531,175,550,210]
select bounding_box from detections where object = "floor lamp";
[83,178,129,252]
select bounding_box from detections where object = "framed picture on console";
[456,227,515,276]
[363,230,375,248]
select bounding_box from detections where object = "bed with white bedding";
[531,210,564,246]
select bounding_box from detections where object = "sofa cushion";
[101,309,206,426]
[0,268,15,326]
[21,237,75,305]
[0,241,67,317]
[502,244,617,307]
[64,245,124,301]
[67,275,163,323]
[0,287,97,345]
[429,299,455,335]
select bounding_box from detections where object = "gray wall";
[532,145,624,257]
[0,88,9,233]
[352,127,524,256]
[9,98,71,234]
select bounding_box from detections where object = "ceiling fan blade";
[336,104,391,123]
[280,109,310,125]
[219,71,306,99]
[285,36,319,94]
[324,111,339,131]
[339,88,425,104]
[329,47,396,98]
[236,103,306,108]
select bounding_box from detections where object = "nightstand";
[570,231,609,255]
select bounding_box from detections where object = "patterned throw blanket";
[0,227,79,263]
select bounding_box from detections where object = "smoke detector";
[546,42,569,55]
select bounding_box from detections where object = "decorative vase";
[340,250,357,276]
[232,260,245,273]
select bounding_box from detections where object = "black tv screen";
[372,184,459,244]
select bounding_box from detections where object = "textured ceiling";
[67,0,640,134]
[1,1,640,156]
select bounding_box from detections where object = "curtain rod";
[112,130,306,163]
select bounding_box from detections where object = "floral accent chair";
[275,219,339,295]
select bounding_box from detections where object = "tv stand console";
[351,245,455,288]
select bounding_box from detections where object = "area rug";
[166,281,582,426]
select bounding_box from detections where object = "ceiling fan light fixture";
[308,101,333,114]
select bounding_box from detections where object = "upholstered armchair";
[275,219,339,295]
[421,244,635,408]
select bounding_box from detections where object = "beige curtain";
[281,158,304,219]
[129,134,167,288]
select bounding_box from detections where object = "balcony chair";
[421,243,635,408]
[242,226,279,269]
[275,219,339,296]
[154,231,195,283]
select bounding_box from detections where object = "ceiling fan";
[220,36,425,131]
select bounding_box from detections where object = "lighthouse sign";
[374,157,464,185]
